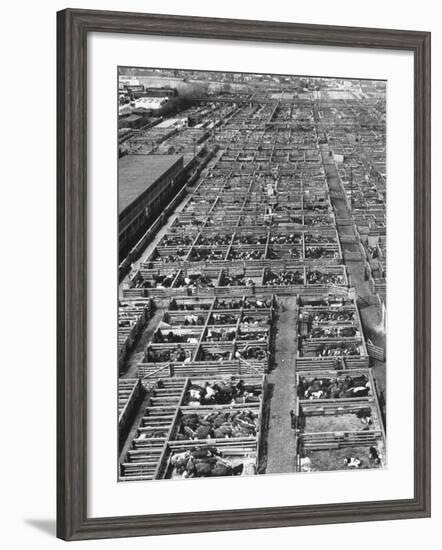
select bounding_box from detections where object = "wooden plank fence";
[366,339,386,362]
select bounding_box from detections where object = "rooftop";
[123,114,143,122]
[119,154,182,215]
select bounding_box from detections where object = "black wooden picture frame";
[57,8,431,541]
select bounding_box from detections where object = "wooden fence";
[366,339,386,362]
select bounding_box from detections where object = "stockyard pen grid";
[117,70,387,482]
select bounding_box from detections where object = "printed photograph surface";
[117,67,386,482]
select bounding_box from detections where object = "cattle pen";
[117,72,387,481]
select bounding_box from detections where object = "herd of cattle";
[118,86,386,480]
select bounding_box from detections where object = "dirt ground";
[303,413,379,433]
[306,445,384,472]
[264,296,298,474]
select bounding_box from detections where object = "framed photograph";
[57,8,431,541]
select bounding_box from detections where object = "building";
[124,84,145,93]
[118,113,149,130]
[119,154,184,260]
[144,86,178,97]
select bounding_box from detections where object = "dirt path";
[319,145,386,423]
[320,146,382,311]
[265,296,298,473]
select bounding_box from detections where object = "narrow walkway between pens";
[265,296,298,474]
[320,146,386,407]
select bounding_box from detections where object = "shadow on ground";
[24,519,56,537]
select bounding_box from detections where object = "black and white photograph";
[117,67,387,482]
[1,0,436,545]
